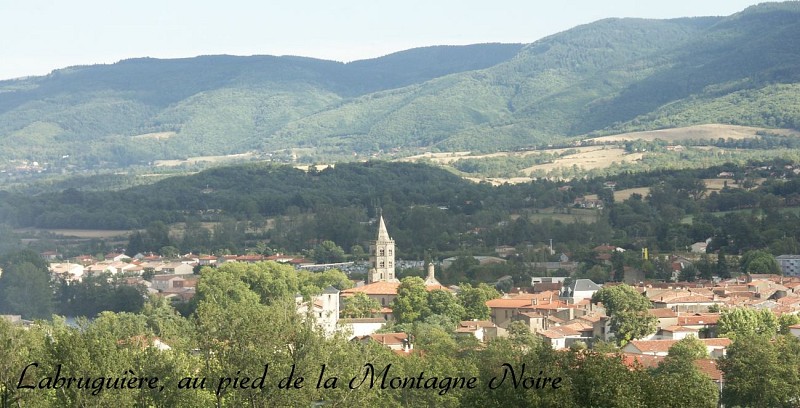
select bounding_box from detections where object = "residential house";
[487,292,576,329]
[561,279,601,303]
[537,326,584,349]
[296,286,340,337]
[790,323,800,339]
[49,262,85,281]
[104,253,128,262]
[455,320,503,343]
[159,262,194,275]
[357,333,413,353]
[338,318,386,340]
[623,338,731,359]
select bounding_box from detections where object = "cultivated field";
[521,147,642,175]
[14,228,131,239]
[528,208,601,223]
[584,187,652,202]
[154,152,257,167]
[131,131,177,140]
[585,124,800,143]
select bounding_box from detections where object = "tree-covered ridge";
[1,3,799,167]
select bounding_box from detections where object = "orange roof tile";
[649,308,677,318]
[676,314,720,325]
[342,281,400,295]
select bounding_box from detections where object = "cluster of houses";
[40,219,800,379]
[46,251,315,302]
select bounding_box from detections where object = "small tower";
[424,262,441,286]
[369,215,397,283]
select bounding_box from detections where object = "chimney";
[532,298,538,306]
[427,263,435,280]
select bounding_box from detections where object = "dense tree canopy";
[591,284,658,345]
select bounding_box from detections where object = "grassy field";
[153,152,257,167]
[528,207,601,223]
[521,147,642,175]
[585,124,800,143]
[13,228,131,239]
[399,124,795,184]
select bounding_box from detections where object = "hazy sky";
[0,0,770,80]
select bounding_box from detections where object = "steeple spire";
[368,214,397,283]
[377,215,391,242]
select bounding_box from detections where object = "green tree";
[341,292,381,318]
[427,289,464,326]
[678,263,698,282]
[0,250,53,319]
[160,245,180,258]
[392,277,430,324]
[740,249,781,275]
[667,335,708,360]
[718,307,778,339]
[649,337,718,408]
[312,240,346,263]
[591,284,657,346]
[720,334,800,408]
[778,313,800,335]
[458,283,500,320]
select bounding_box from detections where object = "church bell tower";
[368,215,397,283]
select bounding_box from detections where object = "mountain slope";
[1,2,800,167]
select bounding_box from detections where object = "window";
[380,261,385,268]
[388,261,393,268]
[379,249,385,256]
[381,298,385,306]
[388,250,393,256]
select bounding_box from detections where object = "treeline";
[8,159,800,281]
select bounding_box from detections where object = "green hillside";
[1,2,799,167]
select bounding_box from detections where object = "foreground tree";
[647,337,718,408]
[0,250,53,319]
[720,334,800,407]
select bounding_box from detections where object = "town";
[4,213,790,403]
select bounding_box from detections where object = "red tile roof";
[342,281,400,296]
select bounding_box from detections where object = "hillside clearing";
[585,124,799,143]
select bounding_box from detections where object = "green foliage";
[56,273,146,318]
[340,292,381,319]
[718,307,779,339]
[666,336,708,361]
[778,313,800,335]
[0,249,53,319]
[3,4,800,169]
[458,283,501,321]
[650,341,718,408]
[591,284,657,345]
[312,240,346,263]
[740,249,781,275]
[392,277,430,324]
[720,334,800,408]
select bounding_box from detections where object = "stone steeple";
[424,262,441,286]
[368,215,397,283]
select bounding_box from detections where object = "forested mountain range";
[1,2,799,166]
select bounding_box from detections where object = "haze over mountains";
[1,2,799,166]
